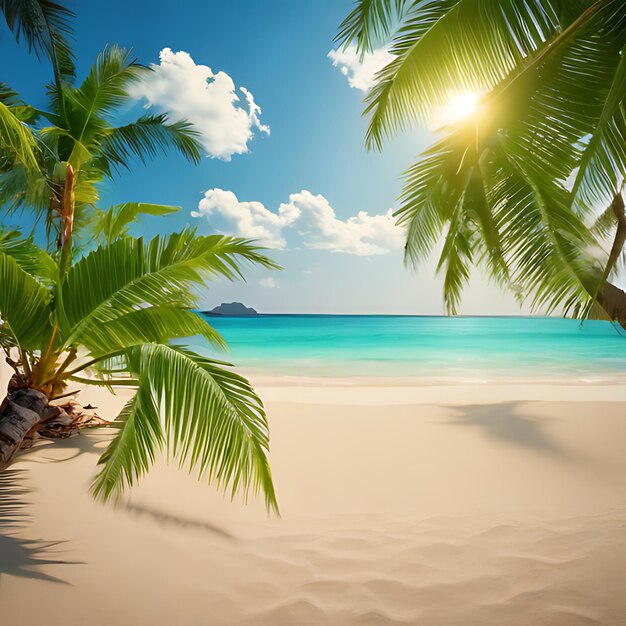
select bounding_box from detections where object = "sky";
[0,0,533,315]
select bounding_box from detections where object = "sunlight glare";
[433,92,480,129]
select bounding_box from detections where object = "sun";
[448,92,479,121]
[433,92,480,129]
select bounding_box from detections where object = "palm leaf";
[91,343,277,512]
[571,43,626,212]
[362,0,564,149]
[0,81,41,123]
[0,101,40,172]
[60,231,278,343]
[100,114,203,171]
[87,202,180,243]
[0,227,57,281]
[62,45,146,143]
[75,306,226,360]
[0,0,75,80]
[335,0,410,54]
[0,248,53,350]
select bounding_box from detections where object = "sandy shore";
[1,367,626,625]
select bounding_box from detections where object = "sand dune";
[1,377,625,625]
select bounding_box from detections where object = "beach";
[2,364,626,625]
[2,0,624,622]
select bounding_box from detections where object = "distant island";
[204,302,258,316]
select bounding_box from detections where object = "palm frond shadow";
[0,470,82,585]
[119,501,236,541]
[442,402,565,456]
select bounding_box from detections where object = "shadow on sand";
[0,470,82,585]
[119,501,236,540]
[444,401,564,455]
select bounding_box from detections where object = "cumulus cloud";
[260,277,279,288]
[192,188,404,256]
[191,188,297,248]
[130,48,269,160]
[328,44,394,92]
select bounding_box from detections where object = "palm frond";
[62,45,145,142]
[437,216,473,315]
[91,343,277,512]
[493,149,599,316]
[100,114,203,171]
[75,306,226,360]
[0,82,41,123]
[60,231,278,343]
[335,0,410,54]
[490,2,625,200]
[571,43,626,212]
[0,227,57,281]
[0,248,52,350]
[0,0,75,80]
[0,101,40,172]
[86,202,180,244]
[363,0,562,149]
[90,395,160,500]
[397,125,601,316]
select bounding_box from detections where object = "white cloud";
[191,188,297,248]
[192,188,404,256]
[260,277,279,289]
[130,48,269,160]
[328,45,394,92]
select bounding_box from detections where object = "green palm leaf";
[87,202,180,243]
[363,0,561,149]
[0,82,41,124]
[571,43,626,212]
[75,306,226,360]
[91,343,277,512]
[62,45,145,142]
[0,101,40,172]
[0,227,57,281]
[335,0,409,53]
[60,231,278,342]
[100,114,203,171]
[0,248,53,350]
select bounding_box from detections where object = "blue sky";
[1,0,527,314]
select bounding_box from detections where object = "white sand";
[1,365,626,625]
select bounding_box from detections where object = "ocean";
[198,315,626,383]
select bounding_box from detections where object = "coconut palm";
[336,0,626,323]
[0,0,76,123]
[0,226,279,509]
[0,43,202,256]
[0,5,279,510]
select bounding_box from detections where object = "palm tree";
[0,43,202,258]
[0,0,76,124]
[336,0,626,323]
[0,4,279,509]
[0,227,278,509]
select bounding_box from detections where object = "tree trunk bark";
[0,388,49,470]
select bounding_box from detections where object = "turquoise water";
[198,315,626,382]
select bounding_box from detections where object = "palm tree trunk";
[597,282,626,329]
[0,388,49,470]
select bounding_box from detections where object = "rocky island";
[204,302,258,316]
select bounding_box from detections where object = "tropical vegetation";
[0,1,278,510]
[337,0,626,324]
